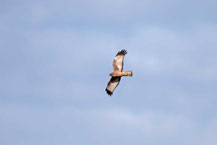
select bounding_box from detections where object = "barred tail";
[126,71,133,76]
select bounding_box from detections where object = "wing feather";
[105,77,121,96]
[113,49,127,72]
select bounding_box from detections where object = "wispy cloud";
[1,0,217,145]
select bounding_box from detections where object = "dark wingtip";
[116,49,127,56]
[105,89,113,96]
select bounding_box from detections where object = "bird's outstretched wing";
[105,77,121,96]
[113,49,127,72]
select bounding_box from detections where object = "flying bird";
[105,49,133,96]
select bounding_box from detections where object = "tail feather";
[126,71,133,76]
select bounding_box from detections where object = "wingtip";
[116,49,127,56]
[105,89,113,96]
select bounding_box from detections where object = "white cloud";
[1,1,217,145]
[75,107,192,135]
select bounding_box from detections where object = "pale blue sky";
[1,0,217,145]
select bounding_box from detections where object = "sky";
[1,0,217,145]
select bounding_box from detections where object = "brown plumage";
[106,49,133,96]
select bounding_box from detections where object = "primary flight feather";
[105,49,133,96]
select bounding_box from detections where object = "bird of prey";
[105,49,133,96]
